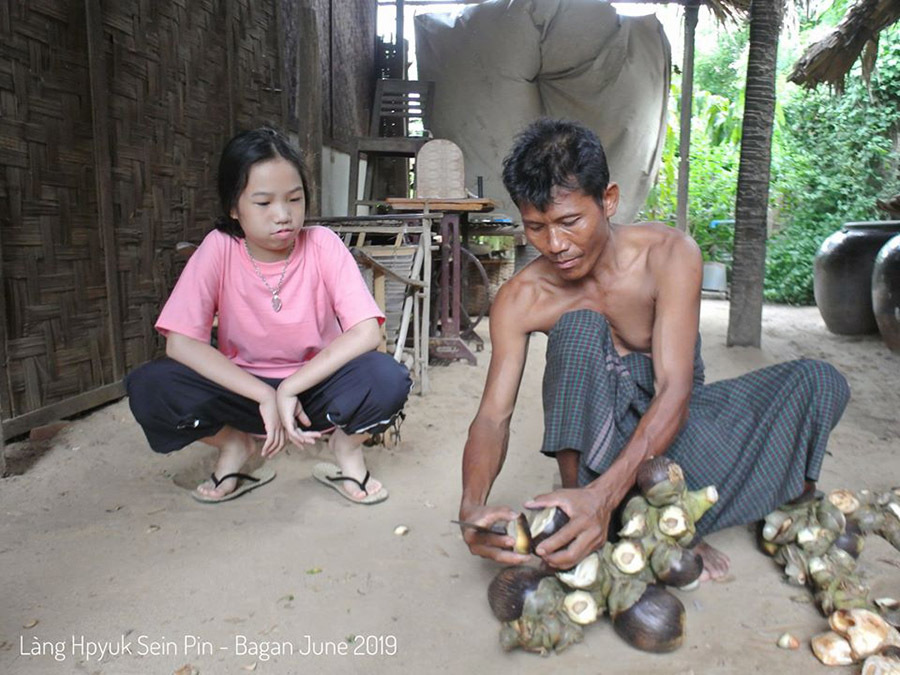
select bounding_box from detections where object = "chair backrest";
[370,79,436,138]
[415,139,466,199]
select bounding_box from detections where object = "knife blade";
[450,519,509,535]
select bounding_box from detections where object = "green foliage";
[639,18,900,305]
[764,23,900,303]
[638,65,742,264]
[763,223,833,304]
[693,26,748,101]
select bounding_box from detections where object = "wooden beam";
[2,382,125,441]
[676,2,699,232]
[397,0,406,79]
[377,0,703,4]
[298,6,323,215]
[0,158,12,424]
[85,0,125,380]
[226,0,236,131]
[385,197,496,211]
[275,0,290,130]
[351,249,426,288]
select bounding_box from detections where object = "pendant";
[272,294,282,312]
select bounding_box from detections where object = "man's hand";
[524,485,616,569]
[459,504,534,565]
[274,389,321,454]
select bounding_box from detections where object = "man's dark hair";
[501,118,609,211]
[214,127,311,238]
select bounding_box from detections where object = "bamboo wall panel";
[0,0,107,422]
[110,0,284,380]
[310,0,376,150]
[331,0,376,146]
[0,0,291,433]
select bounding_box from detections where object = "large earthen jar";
[872,232,900,352]
[814,221,900,335]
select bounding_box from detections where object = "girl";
[126,128,411,504]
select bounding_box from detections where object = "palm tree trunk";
[727,0,783,347]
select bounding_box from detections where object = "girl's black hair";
[501,118,610,211]
[214,127,311,238]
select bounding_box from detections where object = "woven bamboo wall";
[0,0,375,438]
[0,0,116,434]
[310,0,377,151]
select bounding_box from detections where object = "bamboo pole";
[85,0,125,379]
[676,2,700,233]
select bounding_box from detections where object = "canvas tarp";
[414,0,671,223]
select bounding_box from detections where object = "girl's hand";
[275,389,322,449]
[258,393,287,458]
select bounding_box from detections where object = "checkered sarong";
[541,310,850,536]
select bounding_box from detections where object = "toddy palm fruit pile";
[759,487,900,617]
[811,609,900,670]
[759,487,900,670]
[489,567,585,654]
[488,456,717,655]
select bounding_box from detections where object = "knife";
[450,519,509,535]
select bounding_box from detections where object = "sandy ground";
[1,299,898,675]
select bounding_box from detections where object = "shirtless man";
[459,118,849,577]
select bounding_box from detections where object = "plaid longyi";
[541,310,850,536]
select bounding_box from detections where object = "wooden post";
[84,0,125,380]
[373,270,387,353]
[226,0,236,132]
[0,159,12,432]
[275,0,290,130]
[676,2,699,233]
[297,6,323,215]
[397,0,406,78]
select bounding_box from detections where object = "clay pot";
[814,221,900,335]
[872,233,900,352]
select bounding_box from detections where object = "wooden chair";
[306,215,435,394]
[347,79,436,215]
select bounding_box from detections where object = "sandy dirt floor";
[1,299,898,675]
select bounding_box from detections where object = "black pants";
[126,352,411,454]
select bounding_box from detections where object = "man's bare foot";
[330,429,383,501]
[694,540,731,581]
[787,481,822,505]
[196,428,257,500]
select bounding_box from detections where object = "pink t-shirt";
[156,227,384,378]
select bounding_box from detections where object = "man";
[459,118,849,577]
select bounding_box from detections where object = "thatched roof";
[705,0,750,22]
[789,0,900,90]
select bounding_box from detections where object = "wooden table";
[386,198,496,365]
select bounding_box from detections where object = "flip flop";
[190,465,276,504]
[312,462,389,505]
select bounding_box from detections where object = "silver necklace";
[243,239,293,312]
